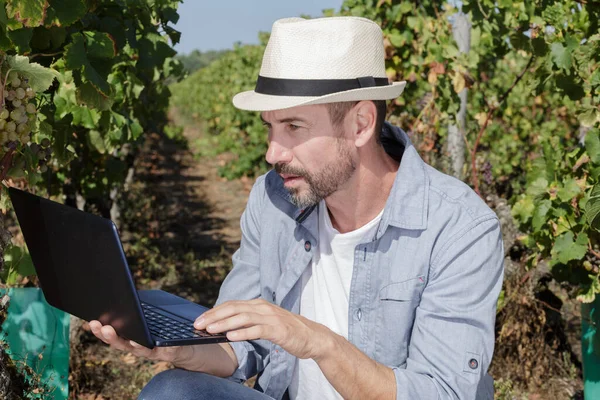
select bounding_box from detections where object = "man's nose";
[265,139,292,165]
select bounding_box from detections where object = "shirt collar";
[378,122,429,232]
[270,122,430,232]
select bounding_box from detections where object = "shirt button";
[304,241,311,252]
[469,358,478,370]
[355,308,362,321]
[272,291,276,302]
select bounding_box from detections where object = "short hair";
[326,100,387,143]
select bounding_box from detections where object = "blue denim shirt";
[215,123,504,400]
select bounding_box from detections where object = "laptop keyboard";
[141,302,220,340]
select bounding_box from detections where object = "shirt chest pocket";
[374,276,424,366]
[379,276,424,302]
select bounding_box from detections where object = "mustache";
[274,163,308,178]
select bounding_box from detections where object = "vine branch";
[588,244,600,261]
[0,149,15,182]
[28,51,63,60]
[470,55,534,195]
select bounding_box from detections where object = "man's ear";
[352,100,377,148]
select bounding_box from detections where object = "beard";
[275,138,356,209]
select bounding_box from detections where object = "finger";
[205,312,257,334]
[226,325,266,342]
[209,313,282,339]
[100,325,135,352]
[194,300,241,328]
[196,301,274,330]
[89,321,110,344]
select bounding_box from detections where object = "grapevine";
[0,0,184,281]
[0,68,49,181]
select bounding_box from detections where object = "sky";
[173,0,345,54]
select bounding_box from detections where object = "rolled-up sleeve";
[393,216,504,399]
[214,175,270,382]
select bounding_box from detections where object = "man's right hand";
[88,320,185,363]
[88,320,239,377]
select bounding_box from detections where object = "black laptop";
[8,187,229,348]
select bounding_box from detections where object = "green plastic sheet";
[0,288,70,399]
[583,296,600,399]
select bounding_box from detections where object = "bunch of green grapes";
[28,139,52,173]
[0,71,37,151]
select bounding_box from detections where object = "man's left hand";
[194,299,335,361]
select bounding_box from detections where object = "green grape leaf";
[76,81,113,111]
[526,177,548,198]
[6,165,25,179]
[136,33,177,71]
[556,74,585,101]
[542,3,565,27]
[160,6,179,24]
[108,126,124,141]
[6,54,60,92]
[443,44,459,59]
[64,33,111,96]
[30,26,51,49]
[579,108,599,128]
[97,16,126,50]
[388,32,406,47]
[512,195,535,223]
[164,25,181,46]
[585,130,600,164]
[45,0,87,27]
[15,251,36,276]
[399,1,412,14]
[531,37,548,57]
[48,25,67,48]
[71,105,100,129]
[551,42,572,71]
[88,130,106,153]
[84,31,116,59]
[558,178,581,202]
[38,120,52,136]
[0,29,12,51]
[64,32,86,66]
[552,231,588,264]
[50,116,74,164]
[0,1,8,25]
[129,119,143,140]
[6,0,48,28]
[7,27,33,53]
[591,68,600,87]
[586,184,600,231]
[532,199,552,231]
[576,275,600,303]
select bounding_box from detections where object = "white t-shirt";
[288,200,384,400]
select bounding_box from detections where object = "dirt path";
[69,115,253,399]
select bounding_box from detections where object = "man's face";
[261,104,356,208]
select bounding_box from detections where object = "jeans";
[138,369,277,400]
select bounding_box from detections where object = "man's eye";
[288,124,300,131]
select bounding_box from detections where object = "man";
[90,16,504,399]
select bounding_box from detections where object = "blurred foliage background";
[169,1,600,396]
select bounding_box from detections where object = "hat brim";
[232,81,406,111]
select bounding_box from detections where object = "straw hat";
[232,16,406,111]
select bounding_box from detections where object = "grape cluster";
[482,161,493,186]
[28,139,52,173]
[0,71,37,150]
[583,244,600,274]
